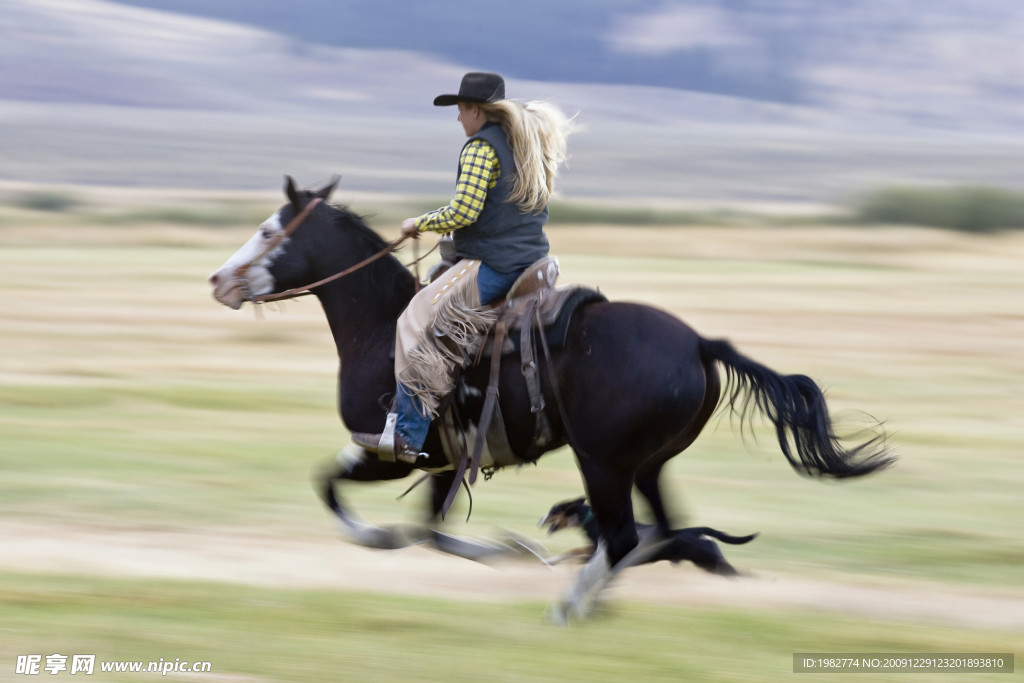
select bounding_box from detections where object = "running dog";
[540,497,757,576]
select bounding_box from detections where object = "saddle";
[486,257,603,357]
[429,252,606,513]
[480,259,605,452]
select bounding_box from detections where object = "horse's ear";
[284,175,301,209]
[314,175,340,201]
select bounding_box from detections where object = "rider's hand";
[401,218,420,238]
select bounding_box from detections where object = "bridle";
[231,197,427,304]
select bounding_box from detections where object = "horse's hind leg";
[633,433,703,537]
[635,356,720,536]
[634,461,676,537]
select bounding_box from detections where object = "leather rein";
[232,197,424,304]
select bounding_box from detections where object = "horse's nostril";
[209,274,220,286]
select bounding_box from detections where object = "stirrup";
[353,413,428,465]
[378,413,399,461]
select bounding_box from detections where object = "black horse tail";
[699,338,895,479]
[687,527,759,545]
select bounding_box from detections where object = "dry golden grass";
[2,190,1022,681]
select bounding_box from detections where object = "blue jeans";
[476,262,524,307]
[396,262,525,450]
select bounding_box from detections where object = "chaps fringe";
[397,278,497,418]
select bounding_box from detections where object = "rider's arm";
[413,139,500,233]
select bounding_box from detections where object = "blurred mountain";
[2,0,1023,200]
[54,0,1024,129]
[97,0,808,103]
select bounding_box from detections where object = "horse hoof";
[545,602,571,627]
[430,531,513,562]
[547,593,603,625]
[334,518,413,550]
[567,592,600,621]
[498,529,552,565]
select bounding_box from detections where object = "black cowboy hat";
[433,72,505,107]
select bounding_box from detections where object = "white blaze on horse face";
[208,212,286,309]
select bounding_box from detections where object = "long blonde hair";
[479,99,576,214]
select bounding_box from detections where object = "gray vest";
[451,122,550,274]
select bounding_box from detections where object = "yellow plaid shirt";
[415,139,500,233]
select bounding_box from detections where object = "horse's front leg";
[313,444,421,549]
[317,446,545,562]
[423,471,545,562]
[552,459,638,621]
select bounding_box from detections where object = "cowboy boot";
[351,413,427,464]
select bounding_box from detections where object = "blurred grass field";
[1,187,1021,681]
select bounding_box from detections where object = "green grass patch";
[9,190,83,212]
[367,197,748,227]
[1,571,1018,682]
[2,192,270,228]
[837,529,1024,583]
[853,186,1024,232]
[549,200,739,226]
[0,385,112,410]
[100,204,269,227]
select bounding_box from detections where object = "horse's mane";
[328,202,389,251]
[326,201,415,308]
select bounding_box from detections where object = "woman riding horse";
[209,177,894,620]
[351,72,575,463]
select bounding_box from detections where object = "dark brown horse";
[209,177,894,620]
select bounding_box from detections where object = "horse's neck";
[318,285,406,364]
[311,260,411,421]
[313,280,407,429]
[306,219,414,418]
